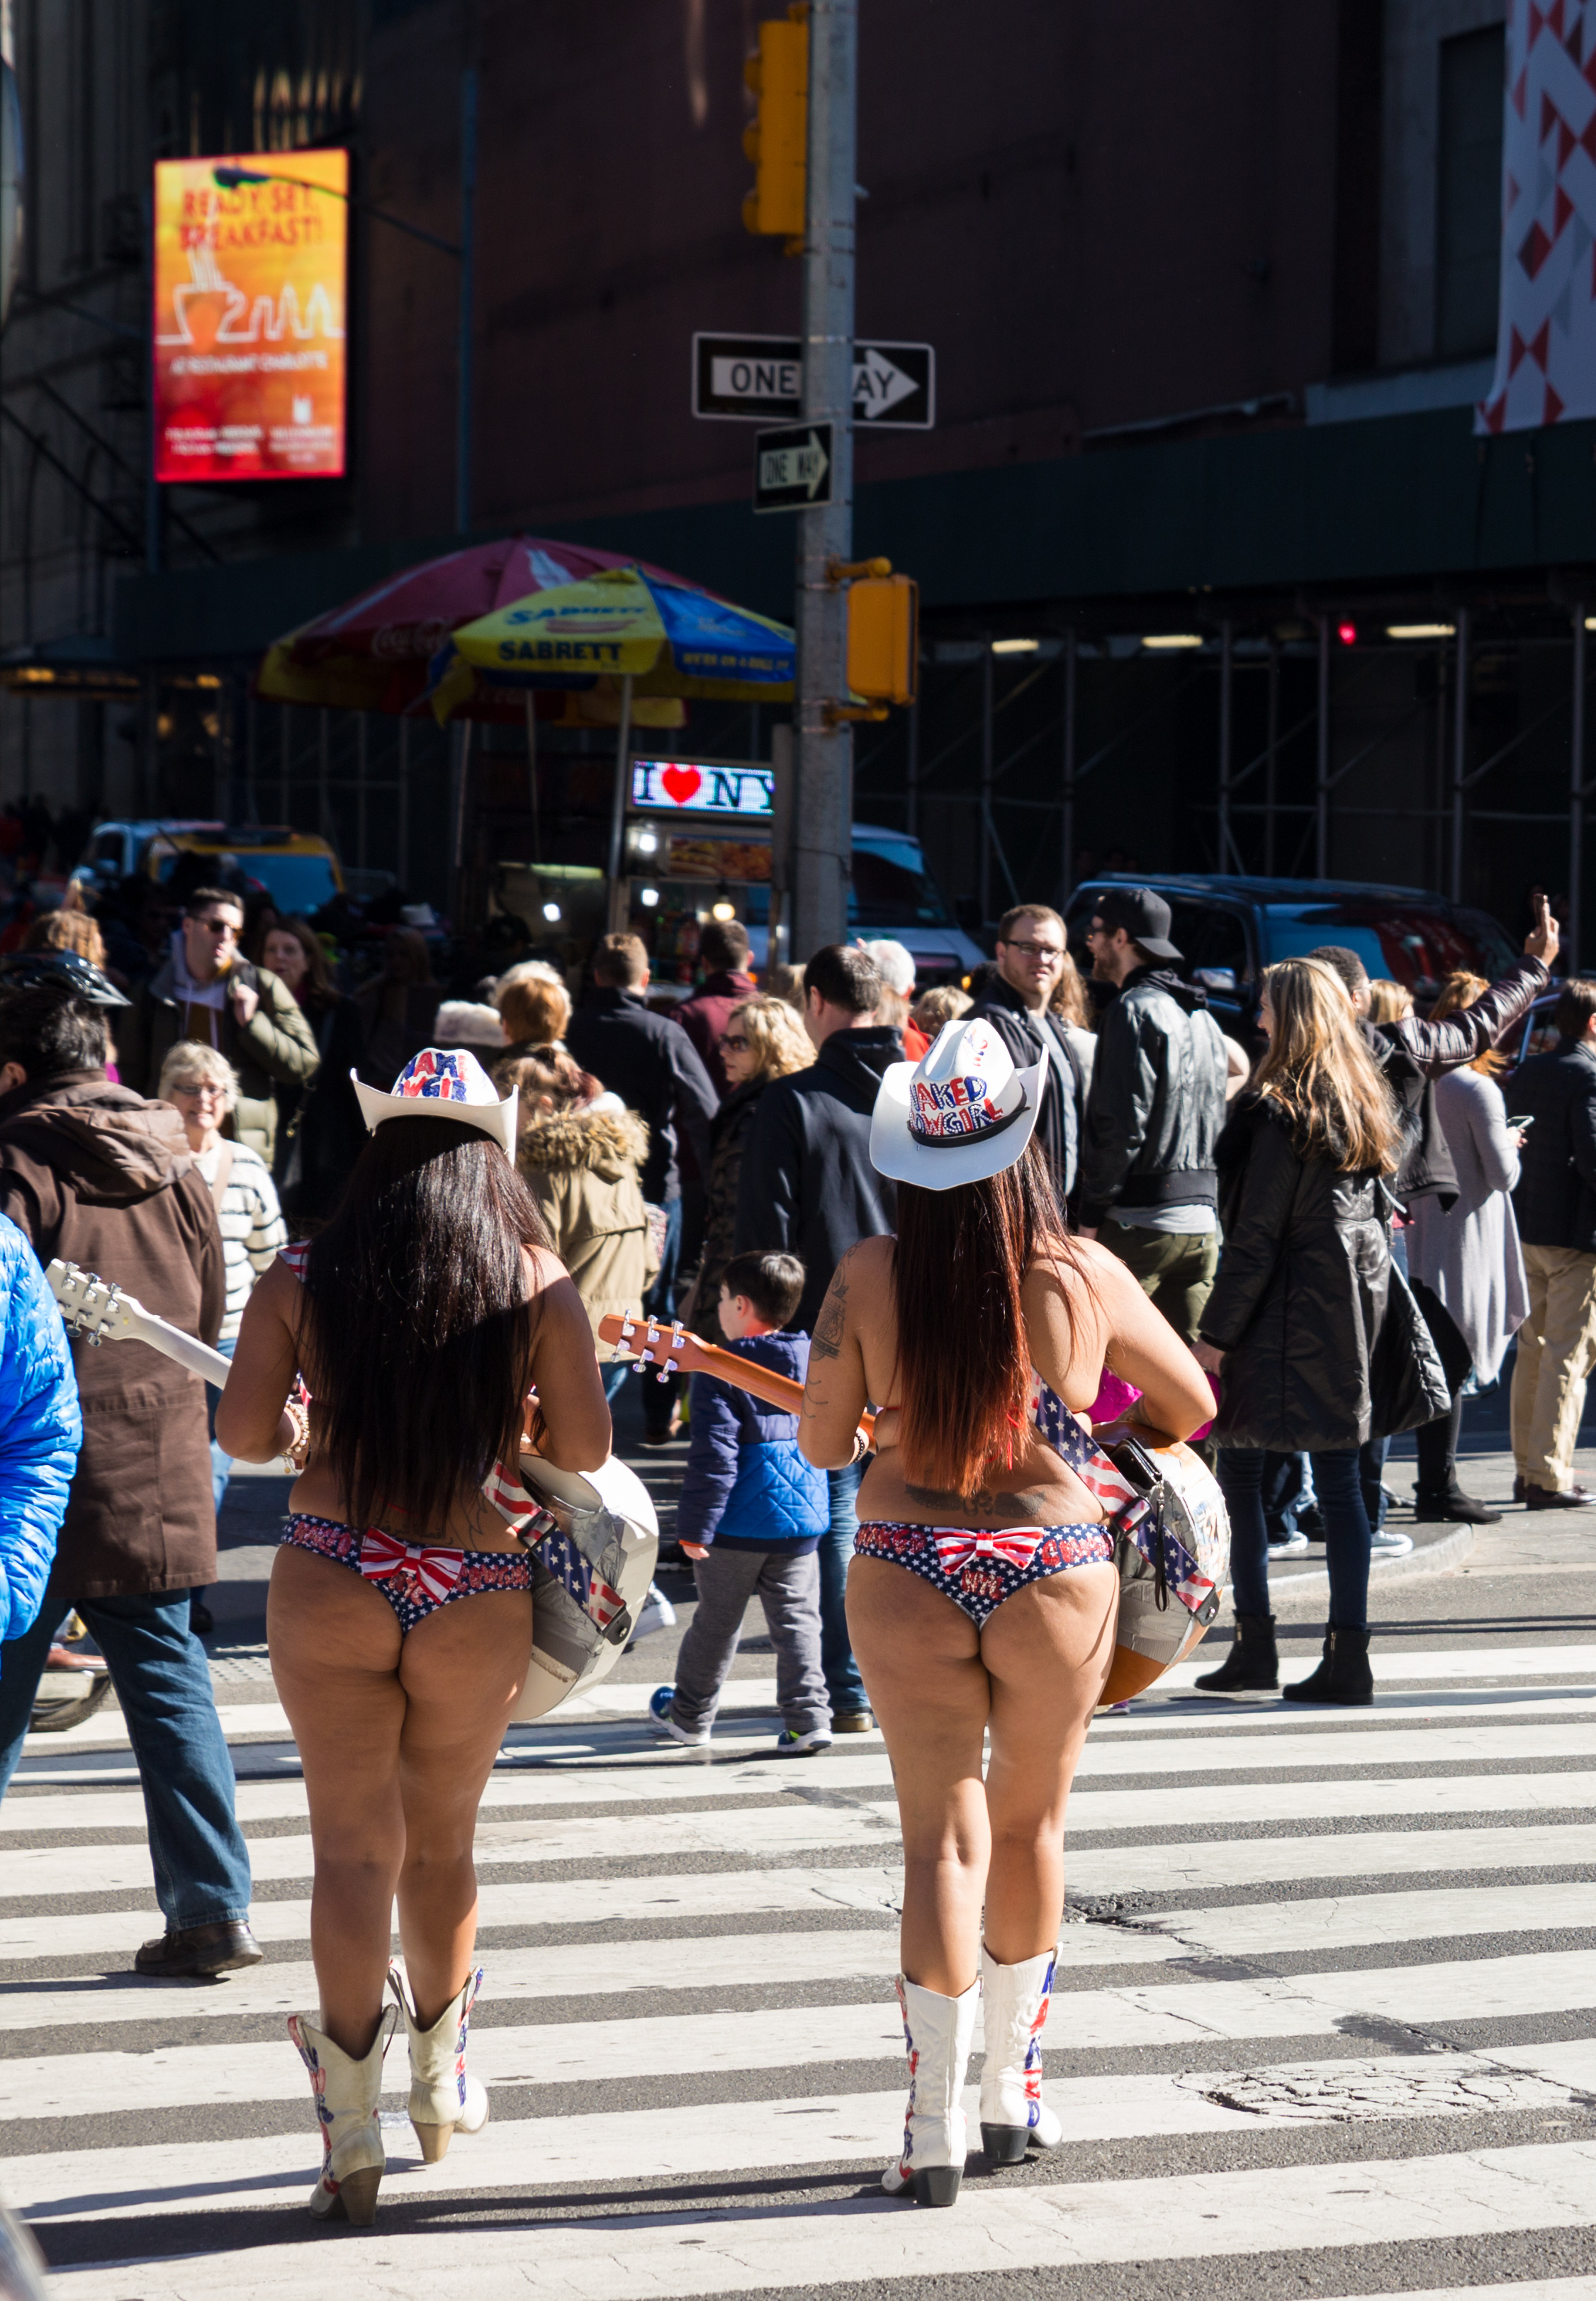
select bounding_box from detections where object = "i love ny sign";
[630,759,774,819]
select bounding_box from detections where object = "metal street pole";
[456,65,478,537]
[791,0,857,959]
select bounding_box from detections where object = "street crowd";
[0,870,1586,2217]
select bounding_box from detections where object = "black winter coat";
[1510,1036,1596,1250]
[732,1026,901,1335]
[566,987,718,1204]
[1361,956,1549,1209]
[686,1072,768,1340]
[1201,1097,1445,1451]
[1078,965,1228,1227]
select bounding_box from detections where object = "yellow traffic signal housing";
[743,9,808,240]
[847,575,920,705]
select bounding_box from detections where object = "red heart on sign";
[661,764,702,805]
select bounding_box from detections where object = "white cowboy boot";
[978,1944,1062,2163]
[388,1963,490,2161]
[881,1975,979,2205]
[288,2006,394,2225]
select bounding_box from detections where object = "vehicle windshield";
[848,835,952,927]
[157,851,339,912]
[1262,902,1517,995]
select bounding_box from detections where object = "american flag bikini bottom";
[280,1515,536,1635]
[852,1370,1135,1629]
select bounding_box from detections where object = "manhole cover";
[1188,2059,1579,2124]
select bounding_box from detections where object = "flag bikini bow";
[932,1528,1049,1575]
[359,1529,466,1605]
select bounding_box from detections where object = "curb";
[1242,1522,1475,1609]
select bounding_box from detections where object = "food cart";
[619,754,783,985]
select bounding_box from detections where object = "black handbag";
[1369,1263,1451,1438]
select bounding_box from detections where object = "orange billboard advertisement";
[153,150,348,483]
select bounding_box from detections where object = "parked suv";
[1062,875,1520,1042]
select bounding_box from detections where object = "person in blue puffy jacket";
[0,1212,83,1662]
[651,1250,832,1754]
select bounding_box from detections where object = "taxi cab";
[74,821,344,915]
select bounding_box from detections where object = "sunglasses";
[719,1033,750,1053]
[194,916,239,934]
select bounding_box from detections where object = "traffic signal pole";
[791,0,858,958]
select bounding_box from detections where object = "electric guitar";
[598,1312,875,1446]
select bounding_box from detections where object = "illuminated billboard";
[631,759,774,817]
[153,150,348,483]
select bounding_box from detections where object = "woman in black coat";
[682,993,814,1342]
[1192,957,1446,1707]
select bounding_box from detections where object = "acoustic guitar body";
[509,1453,660,1722]
[1092,1424,1231,1710]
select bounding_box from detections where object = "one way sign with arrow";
[692,334,935,427]
[753,422,833,513]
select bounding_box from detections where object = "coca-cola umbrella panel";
[254,534,697,727]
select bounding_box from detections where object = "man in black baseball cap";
[1087,886,1183,962]
[1078,887,1229,1346]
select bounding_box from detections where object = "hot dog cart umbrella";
[428,565,795,929]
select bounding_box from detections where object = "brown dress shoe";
[135,1919,263,1977]
[1524,1482,1596,1511]
[831,1710,875,1733]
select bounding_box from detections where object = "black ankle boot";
[1282,1628,1373,1706]
[1193,1613,1278,1691]
[1412,1482,1502,1525]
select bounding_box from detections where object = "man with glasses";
[965,905,1089,1199]
[1077,886,1229,1345]
[118,888,319,1170]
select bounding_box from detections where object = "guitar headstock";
[45,1259,142,1348]
[597,1314,700,1377]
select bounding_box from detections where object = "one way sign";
[692,333,935,429]
[753,422,833,513]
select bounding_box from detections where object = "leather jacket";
[1077,968,1229,1228]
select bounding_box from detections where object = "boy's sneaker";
[775,1725,834,1756]
[629,1584,677,1642]
[1266,1528,1308,1555]
[648,1684,710,1746]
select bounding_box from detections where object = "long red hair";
[892,1136,1086,1497]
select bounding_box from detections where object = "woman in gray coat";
[1406,970,1529,1517]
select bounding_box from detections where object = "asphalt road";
[9,1377,1596,2300]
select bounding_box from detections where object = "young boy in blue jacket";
[651,1250,833,1753]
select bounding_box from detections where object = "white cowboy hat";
[870,1017,1044,1190]
[352,1047,518,1158]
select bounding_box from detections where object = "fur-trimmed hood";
[517,1104,649,1183]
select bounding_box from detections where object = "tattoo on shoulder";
[810,1260,850,1361]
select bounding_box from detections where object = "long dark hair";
[300,1116,553,1530]
[892,1134,1085,1496]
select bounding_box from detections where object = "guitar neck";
[597,1314,874,1437]
[121,1309,233,1389]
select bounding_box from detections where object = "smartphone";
[1508,1114,1535,1129]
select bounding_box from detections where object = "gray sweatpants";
[670,1547,829,1737]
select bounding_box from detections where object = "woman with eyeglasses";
[682,995,814,1343]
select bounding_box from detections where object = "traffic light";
[743,8,808,242]
[846,575,920,706]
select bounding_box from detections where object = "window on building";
[1436,24,1506,359]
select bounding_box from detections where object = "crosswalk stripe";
[13,1870,1596,1983]
[25,1715,1596,1795]
[1162,1642,1596,1686]
[13,1753,1596,1851]
[13,1947,1596,2122]
[1068,1819,1596,1893]
[29,2141,1596,2294]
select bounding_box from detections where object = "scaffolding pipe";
[525,691,540,863]
[906,686,919,839]
[1449,605,1470,902]
[398,717,410,892]
[1218,619,1234,870]
[979,638,994,925]
[1264,639,1279,875]
[1573,607,1587,975]
[1062,628,1077,897]
[1315,617,1331,877]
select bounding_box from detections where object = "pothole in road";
[1187,2059,1594,2123]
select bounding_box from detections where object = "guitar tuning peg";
[663,1357,679,1375]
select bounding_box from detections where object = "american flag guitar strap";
[1029,1370,1214,1618]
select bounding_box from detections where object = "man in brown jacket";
[0,974,260,1976]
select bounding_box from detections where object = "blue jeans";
[1218,1445,1373,1632]
[602,1357,632,1404]
[0,1581,252,1930]
[821,1462,867,1716]
[206,1333,239,1512]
